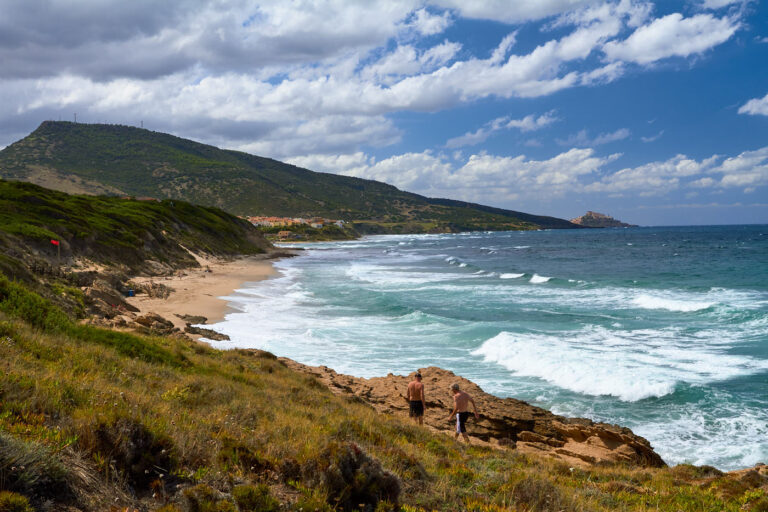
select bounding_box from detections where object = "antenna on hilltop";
[74,113,77,123]
[141,120,143,128]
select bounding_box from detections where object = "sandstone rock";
[281,362,665,469]
[184,325,230,341]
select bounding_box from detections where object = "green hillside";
[0,121,577,232]
[0,179,269,285]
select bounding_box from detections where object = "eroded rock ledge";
[281,361,666,469]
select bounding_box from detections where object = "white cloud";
[641,130,664,142]
[585,153,719,195]
[738,92,768,116]
[407,7,453,35]
[713,147,768,189]
[337,147,618,203]
[556,128,630,146]
[287,144,768,211]
[603,13,739,64]
[700,0,746,8]
[0,0,752,163]
[445,111,558,148]
[433,0,600,24]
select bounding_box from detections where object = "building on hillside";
[247,215,345,229]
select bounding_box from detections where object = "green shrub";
[77,416,176,490]
[303,441,400,511]
[183,484,237,512]
[0,491,34,512]
[232,484,280,512]
[512,476,571,512]
[0,432,70,500]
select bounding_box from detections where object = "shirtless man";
[406,372,426,425]
[445,383,478,443]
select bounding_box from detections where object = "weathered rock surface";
[281,362,665,469]
[570,211,637,228]
[184,324,230,341]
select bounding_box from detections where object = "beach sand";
[125,253,278,333]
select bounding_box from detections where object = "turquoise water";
[207,225,768,470]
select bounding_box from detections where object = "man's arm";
[421,386,426,408]
[406,383,411,401]
[470,397,478,418]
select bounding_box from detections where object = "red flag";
[50,239,60,246]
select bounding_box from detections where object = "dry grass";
[0,302,763,511]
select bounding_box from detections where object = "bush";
[183,484,237,512]
[512,476,571,512]
[232,484,280,512]
[78,416,175,490]
[304,441,400,512]
[0,432,71,500]
[217,438,273,475]
[0,491,34,512]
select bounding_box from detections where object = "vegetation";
[0,271,764,510]
[0,179,268,276]
[0,121,578,233]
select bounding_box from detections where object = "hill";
[0,121,578,233]
[0,179,270,315]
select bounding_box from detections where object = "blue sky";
[1,0,767,225]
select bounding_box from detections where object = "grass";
[0,272,763,511]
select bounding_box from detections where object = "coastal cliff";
[570,211,638,227]
[281,361,665,469]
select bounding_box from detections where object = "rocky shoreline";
[281,360,665,469]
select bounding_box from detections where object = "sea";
[205,225,768,471]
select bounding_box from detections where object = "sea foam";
[472,327,768,402]
[633,293,714,312]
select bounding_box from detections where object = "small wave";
[459,263,467,267]
[514,246,530,249]
[633,294,714,312]
[500,273,525,279]
[530,274,551,284]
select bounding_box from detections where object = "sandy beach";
[125,253,279,332]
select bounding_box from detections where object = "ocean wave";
[500,273,525,279]
[632,293,714,312]
[530,274,551,284]
[633,394,768,470]
[472,328,768,402]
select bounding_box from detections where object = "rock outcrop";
[281,362,665,469]
[570,211,637,228]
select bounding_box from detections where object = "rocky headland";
[570,211,638,228]
[281,361,666,469]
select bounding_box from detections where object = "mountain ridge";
[0,121,579,232]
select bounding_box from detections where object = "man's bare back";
[407,380,424,401]
[446,383,478,443]
[452,390,472,412]
[406,373,426,425]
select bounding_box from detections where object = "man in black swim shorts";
[407,372,426,425]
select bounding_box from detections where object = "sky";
[1,0,767,225]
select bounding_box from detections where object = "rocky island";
[570,211,638,228]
